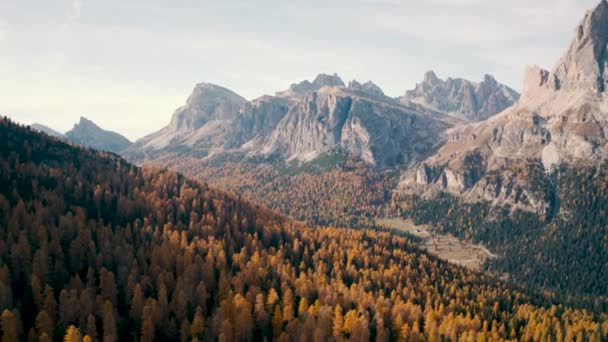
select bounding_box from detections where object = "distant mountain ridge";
[31,117,132,154]
[66,117,132,153]
[31,123,65,138]
[125,72,514,168]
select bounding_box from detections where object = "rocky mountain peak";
[126,73,453,167]
[423,70,440,86]
[65,117,132,153]
[551,0,608,92]
[68,116,104,134]
[482,74,497,84]
[169,83,247,131]
[312,73,345,88]
[261,87,450,167]
[400,1,608,213]
[347,80,385,97]
[401,72,519,122]
[75,116,97,129]
[277,73,345,97]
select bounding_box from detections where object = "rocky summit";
[275,73,346,97]
[125,83,291,162]
[400,71,520,122]
[65,117,132,154]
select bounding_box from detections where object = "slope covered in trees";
[159,156,397,228]
[1,117,607,341]
[143,147,608,313]
[392,163,608,310]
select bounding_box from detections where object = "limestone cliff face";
[125,83,264,161]
[400,71,519,122]
[552,0,608,92]
[168,83,248,132]
[260,87,450,167]
[261,90,354,162]
[125,74,453,168]
[399,1,608,213]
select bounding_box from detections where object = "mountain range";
[30,71,518,169]
[116,1,608,303]
[30,123,65,138]
[124,72,516,168]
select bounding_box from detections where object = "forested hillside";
[159,156,397,228]
[392,163,608,310]
[1,117,607,341]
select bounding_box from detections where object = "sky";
[0,0,600,140]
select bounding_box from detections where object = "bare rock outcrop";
[261,87,450,167]
[400,71,519,122]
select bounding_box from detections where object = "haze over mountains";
[66,117,133,153]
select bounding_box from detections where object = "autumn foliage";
[0,117,607,341]
[160,156,396,228]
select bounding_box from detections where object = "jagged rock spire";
[552,0,608,92]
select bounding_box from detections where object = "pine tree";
[191,306,204,340]
[35,310,53,340]
[1,309,19,342]
[332,305,344,340]
[64,325,82,342]
[102,301,117,342]
[140,314,155,342]
[85,314,97,342]
[272,305,283,338]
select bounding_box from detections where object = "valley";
[376,218,497,271]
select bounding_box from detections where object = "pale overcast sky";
[0,0,599,140]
